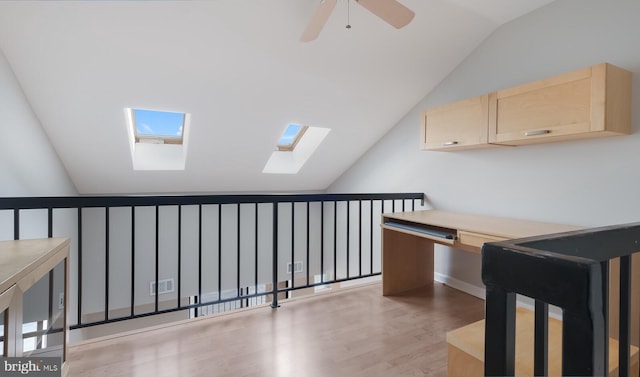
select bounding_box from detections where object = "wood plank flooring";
[68,282,484,377]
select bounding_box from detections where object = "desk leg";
[1,285,20,357]
[62,255,69,377]
[382,229,434,296]
[5,285,23,357]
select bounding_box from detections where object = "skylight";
[277,124,308,151]
[131,108,185,144]
[125,107,191,170]
[263,125,330,174]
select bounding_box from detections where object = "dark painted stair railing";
[482,222,640,376]
[0,192,424,333]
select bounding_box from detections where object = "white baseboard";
[434,273,564,320]
[434,272,486,300]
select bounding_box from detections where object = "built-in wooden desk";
[381,210,582,295]
[0,238,70,376]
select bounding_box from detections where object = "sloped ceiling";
[0,0,554,195]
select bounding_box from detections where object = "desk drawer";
[458,231,507,249]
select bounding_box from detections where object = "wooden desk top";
[0,237,70,293]
[383,210,582,240]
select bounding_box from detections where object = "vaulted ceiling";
[0,0,555,194]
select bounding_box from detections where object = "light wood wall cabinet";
[488,63,631,145]
[421,63,631,150]
[421,95,489,151]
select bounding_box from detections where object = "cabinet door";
[421,95,489,151]
[488,63,631,145]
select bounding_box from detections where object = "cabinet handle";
[442,141,458,146]
[524,130,551,136]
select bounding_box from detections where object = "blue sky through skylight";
[278,124,304,147]
[134,109,185,138]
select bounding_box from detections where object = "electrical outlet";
[58,293,64,310]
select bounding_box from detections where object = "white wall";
[0,47,77,347]
[0,48,76,197]
[328,0,640,291]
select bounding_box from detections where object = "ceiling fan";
[300,0,415,42]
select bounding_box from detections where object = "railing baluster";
[534,300,548,376]
[47,208,54,334]
[602,260,610,376]
[620,256,631,377]
[370,200,373,275]
[333,201,337,282]
[254,203,259,299]
[154,206,159,313]
[358,200,362,277]
[379,201,384,273]
[176,206,182,309]
[271,202,279,308]
[197,204,202,316]
[218,205,222,305]
[291,202,295,288]
[13,208,19,240]
[306,202,310,286]
[105,207,110,320]
[77,207,83,325]
[346,201,350,279]
[237,204,241,301]
[130,207,135,317]
[484,287,516,376]
[48,208,53,237]
[320,201,324,284]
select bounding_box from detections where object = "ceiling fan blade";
[355,0,415,29]
[300,0,338,42]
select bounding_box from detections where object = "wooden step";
[446,307,639,377]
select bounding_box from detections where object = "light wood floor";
[68,282,484,377]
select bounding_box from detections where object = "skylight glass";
[132,108,185,144]
[125,107,191,170]
[263,126,331,174]
[277,124,308,151]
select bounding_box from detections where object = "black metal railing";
[482,222,640,377]
[0,193,424,334]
